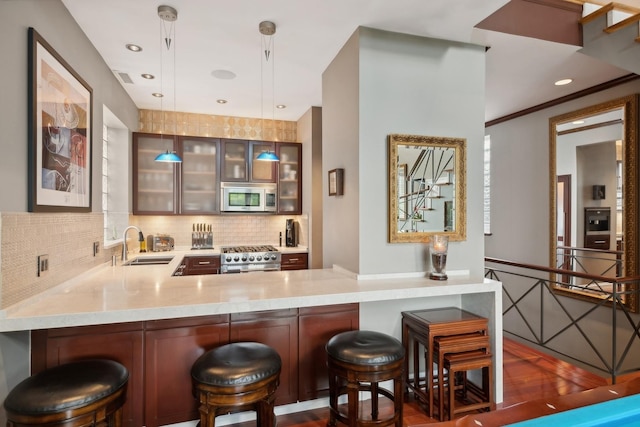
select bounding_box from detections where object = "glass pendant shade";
[256,151,279,161]
[154,150,182,162]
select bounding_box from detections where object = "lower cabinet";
[31,323,145,427]
[230,309,299,405]
[281,252,308,270]
[144,315,229,427]
[298,304,360,400]
[30,304,359,427]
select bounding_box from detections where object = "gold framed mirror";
[388,134,466,243]
[549,94,638,312]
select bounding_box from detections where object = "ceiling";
[61,0,635,124]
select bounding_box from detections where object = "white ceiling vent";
[113,70,134,84]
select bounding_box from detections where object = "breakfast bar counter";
[0,256,502,426]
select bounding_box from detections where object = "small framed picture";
[328,168,344,196]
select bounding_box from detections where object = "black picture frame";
[28,27,92,212]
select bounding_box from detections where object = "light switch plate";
[37,254,49,277]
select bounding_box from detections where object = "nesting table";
[401,307,489,419]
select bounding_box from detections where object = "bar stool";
[443,350,494,420]
[326,330,405,427]
[191,342,281,427]
[433,332,490,420]
[4,359,128,427]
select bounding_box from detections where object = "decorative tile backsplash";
[0,212,307,309]
[139,110,297,142]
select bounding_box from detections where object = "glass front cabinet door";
[277,143,302,214]
[250,141,277,182]
[181,137,219,214]
[221,139,248,182]
[133,133,178,214]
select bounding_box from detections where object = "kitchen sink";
[123,256,175,266]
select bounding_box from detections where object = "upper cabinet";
[133,133,220,215]
[133,133,178,214]
[181,137,219,214]
[221,140,276,183]
[133,133,301,215]
[277,143,302,214]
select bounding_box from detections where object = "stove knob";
[225,256,232,262]
[271,254,278,261]
[257,255,263,261]
[233,256,240,262]
[242,255,248,261]
[249,255,255,261]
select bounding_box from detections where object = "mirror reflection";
[549,95,638,312]
[388,134,466,243]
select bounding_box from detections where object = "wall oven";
[221,183,277,213]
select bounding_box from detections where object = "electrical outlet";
[93,241,100,257]
[37,254,49,277]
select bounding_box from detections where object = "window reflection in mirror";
[388,134,466,243]
[549,94,638,313]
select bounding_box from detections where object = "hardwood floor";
[229,337,610,427]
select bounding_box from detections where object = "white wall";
[485,80,640,267]
[0,0,139,212]
[323,27,487,276]
[486,79,640,371]
[322,30,361,272]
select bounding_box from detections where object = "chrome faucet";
[122,226,143,261]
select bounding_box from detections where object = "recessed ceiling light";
[276,104,286,109]
[211,69,237,80]
[141,73,155,80]
[216,99,228,104]
[152,92,163,98]
[126,44,143,52]
[554,78,573,86]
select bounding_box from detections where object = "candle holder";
[429,234,449,281]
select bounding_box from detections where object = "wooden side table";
[401,307,489,419]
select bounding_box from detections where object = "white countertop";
[0,248,499,332]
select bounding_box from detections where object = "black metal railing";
[485,257,640,383]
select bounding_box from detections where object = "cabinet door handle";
[198,261,211,265]
[288,258,299,262]
[594,240,606,244]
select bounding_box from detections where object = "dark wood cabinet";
[281,252,308,270]
[144,315,229,427]
[31,323,145,427]
[230,309,299,405]
[30,304,358,426]
[133,134,301,215]
[277,143,302,214]
[133,133,179,215]
[298,304,360,400]
[133,133,220,215]
[181,255,221,275]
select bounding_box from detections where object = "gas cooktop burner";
[220,245,281,272]
[221,245,278,253]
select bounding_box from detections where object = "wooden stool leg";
[395,375,404,427]
[256,397,276,427]
[371,381,379,419]
[347,380,359,427]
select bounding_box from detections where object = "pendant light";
[154,5,182,163]
[256,21,279,162]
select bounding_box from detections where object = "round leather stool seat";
[191,342,281,427]
[326,330,405,366]
[326,330,405,427]
[4,359,128,426]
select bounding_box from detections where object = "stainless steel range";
[220,245,281,273]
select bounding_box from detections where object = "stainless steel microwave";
[221,183,277,212]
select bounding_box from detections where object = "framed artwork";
[328,168,344,196]
[28,27,92,212]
